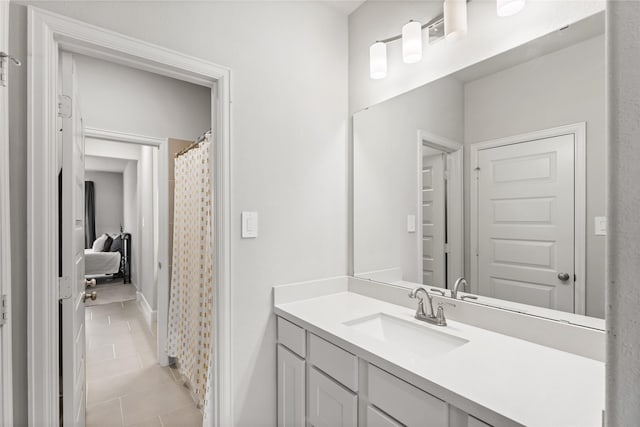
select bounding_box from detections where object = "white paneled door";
[422,153,446,288]
[60,51,87,427]
[477,134,575,312]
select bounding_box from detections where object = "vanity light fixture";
[369,41,387,79]
[369,0,522,80]
[402,20,423,64]
[497,0,525,17]
[444,0,468,41]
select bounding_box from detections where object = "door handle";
[83,291,97,303]
[557,272,571,282]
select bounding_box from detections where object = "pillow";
[110,235,123,253]
[103,235,114,252]
[92,234,109,252]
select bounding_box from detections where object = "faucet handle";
[429,288,446,296]
[436,302,447,326]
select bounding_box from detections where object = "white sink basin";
[343,313,469,359]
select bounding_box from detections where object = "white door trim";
[0,1,14,425]
[84,127,172,367]
[469,122,587,315]
[27,7,233,426]
[417,130,464,290]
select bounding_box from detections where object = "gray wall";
[463,35,606,318]
[9,2,348,425]
[85,171,124,238]
[353,77,464,282]
[75,55,211,141]
[606,0,640,423]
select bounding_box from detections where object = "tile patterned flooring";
[85,300,202,427]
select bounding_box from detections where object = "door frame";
[469,122,587,314]
[0,1,14,425]
[27,7,233,426]
[417,130,464,290]
[84,127,172,366]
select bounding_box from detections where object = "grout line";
[118,397,125,427]
[135,351,144,369]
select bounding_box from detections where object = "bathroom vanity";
[273,277,604,427]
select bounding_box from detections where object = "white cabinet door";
[367,405,402,427]
[278,344,306,427]
[308,367,357,427]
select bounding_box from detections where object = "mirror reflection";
[353,13,605,319]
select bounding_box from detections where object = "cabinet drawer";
[308,334,358,391]
[308,367,357,427]
[468,416,493,427]
[367,405,402,427]
[368,364,447,427]
[277,316,306,358]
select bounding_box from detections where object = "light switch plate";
[595,216,607,236]
[407,214,416,233]
[242,211,258,238]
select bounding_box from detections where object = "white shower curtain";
[167,136,214,411]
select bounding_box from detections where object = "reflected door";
[477,134,575,312]
[422,153,446,288]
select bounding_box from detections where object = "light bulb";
[497,0,525,16]
[402,21,423,64]
[444,0,468,41]
[369,42,387,80]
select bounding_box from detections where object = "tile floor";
[85,300,202,427]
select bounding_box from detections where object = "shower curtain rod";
[175,129,212,158]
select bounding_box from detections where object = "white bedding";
[84,249,121,276]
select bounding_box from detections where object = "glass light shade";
[444,0,468,41]
[497,0,525,16]
[369,42,387,80]
[402,21,423,64]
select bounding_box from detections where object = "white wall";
[607,1,640,423]
[75,55,211,141]
[353,77,463,282]
[464,35,606,318]
[348,0,604,113]
[8,2,348,425]
[123,160,139,288]
[84,171,124,238]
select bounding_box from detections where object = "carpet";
[85,278,137,306]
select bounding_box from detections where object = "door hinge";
[57,95,72,118]
[444,169,449,181]
[58,276,72,300]
[0,295,7,326]
[0,52,21,88]
[444,243,450,253]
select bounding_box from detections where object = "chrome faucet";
[408,287,447,326]
[451,277,468,299]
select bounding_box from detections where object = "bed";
[84,249,121,276]
[84,232,132,283]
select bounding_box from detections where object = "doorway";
[27,7,232,426]
[417,130,464,291]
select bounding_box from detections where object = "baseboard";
[136,291,157,330]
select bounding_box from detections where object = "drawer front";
[468,416,493,427]
[368,364,447,427]
[277,316,306,358]
[367,405,402,427]
[308,367,357,427]
[308,334,358,391]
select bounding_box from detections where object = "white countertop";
[275,291,605,427]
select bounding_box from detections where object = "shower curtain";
[167,137,214,410]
